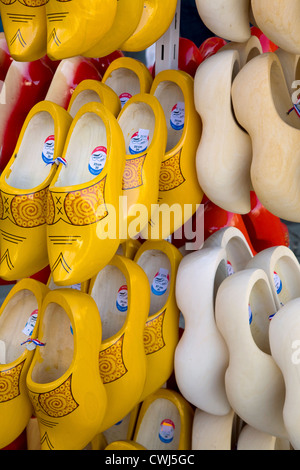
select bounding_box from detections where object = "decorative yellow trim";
[0,360,25,403]
[99,334,128,384]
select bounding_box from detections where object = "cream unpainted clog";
[204,226,253,274]
[237,424,291,450]
[232,52,300,222]
[215,268,288,439]
[246,245,300,310]
[269,298,300,450]
[194,50,252,214]
[251,0,300,55]
[174,246,231,416]
[133,388,194,451]
[275,48,300,97]
[221,34,262,67]
[195,0,251,43]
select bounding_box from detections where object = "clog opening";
[118,101,155,154]
[273,256,300,306]
[225,236,252,272]
[213,259,228,308]
[136,249,171,316]
[68,89,101,118]
[30,302,74,384]
[271,60,300,129]
[90,264,128,340]
[134,397,181,450]
[153,81,184,152]
[54,112,107,187]
[246,47,261,63]
[104,68,141,98]
[248,278,275,355]
[6,111,55,190]
[0,289,38,364]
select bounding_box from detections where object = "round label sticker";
[170,102,185,130]
[248,304,253,325]
[151,268,169,296]
[42,135,55,164]
[22,309,38,337]
[227,260,234,276]
[119,92,132,108]
[159,419,175,444]
[129,129,149,155]
[273,271,283,294]
[88,146,107,176]
[116,285,128,312]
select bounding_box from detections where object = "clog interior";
[135,249,171,316]
[90,264,128,341]
[153,81,184,151]
[134,397,181,450]
[104,68,141,97]
[68,89,101,118]
[118,101,155,153]
[273,256,300,306]
[0,289,38,364]
[30,302,74,384]
[53,112,107,187]
[5,112,54,190]
[271,60,300,129]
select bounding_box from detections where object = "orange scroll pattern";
[0,360,25,403]
[0,188,48,228]
[99,334,128,384]
[0,0,49,5]
[28,375,79,418]
[122,154,146,190]
[159,149,186,192]
[143,309,166,355]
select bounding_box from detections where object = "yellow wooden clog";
[0,278,49,449]
[0,0,47,61]
[46,102,126,286]
[117,93,167,240]
[133,388,194,450]
[116,239,141,260]
[46,0,118,60]
[102,57,153,109]
[26,288,107,450]
[88,254,150,432]
[105,440,147,451]
[121,0,177,52]
[47,273,88,294]
[84,0,144,59]
[134,240,182,402]
[67,79,121,119]
[0,100,72,281]
[102,405,140,446]
[141,70,203,241]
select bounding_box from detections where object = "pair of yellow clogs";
[0,0,178,62]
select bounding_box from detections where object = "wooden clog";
[221,34,262,67]
[275,48,300,97]
[237,424,291,450]
[195,49,252,214]
[192,408,239,450]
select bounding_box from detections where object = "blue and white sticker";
[116,285,128,312]
[129,128,149,155]
[22,309,38,337]
[273,271,283,295]
[248,304,253,325]
[159,419,175,444]
[88,146,107,176]
[151,268,169,296]
[42,135,55,164]
[119,92,132,108]
[170,102,185,130]
[227,260,234,276]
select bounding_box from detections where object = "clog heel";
[195,0,251,43]
[88,254,150,432]
[46,102,126,286]
[84,0,144,59]
[26,288,107,450]
[0,0,47,61]
[117,93,167,240]
[251,0,300,55]
[246,245,300,309]
[231,52,300,222]
[221,34,262,67]
[174,246,231,416]
[141,69,203,241]
[0,278,49,449]
[192,408,239,450]
[134,240,182,402]
[133,388,194,451]
[237,424,291,450]
[67,79,121,119]
[0,100,72,281]
[194,49,252,214]
[102,57,153,109]
[269,298,300,450]
[215,268,288,439]
[121,0,178,52]
[46,0,118,60]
